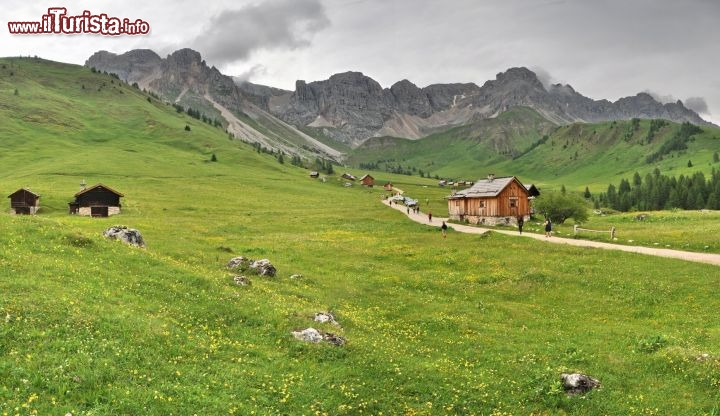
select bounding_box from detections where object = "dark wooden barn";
[447,175,532,226]
[8,188,40,215]
[68,183,124,217]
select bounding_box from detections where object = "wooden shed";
[69,183,124,217]
[360,174,375,187]
[8,188,40,215]
[447,175,532,226]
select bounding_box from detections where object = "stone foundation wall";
[451,214,527,227]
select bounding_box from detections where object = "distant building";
[69,183,124,217]
[341,173,357,181]
[447,174,532,226]
[309,171,320,178]
[360,174,375,187]
[525,184,540,197]
[383,183,393,191]
[8,188,40,215]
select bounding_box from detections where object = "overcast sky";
[3,0,719,124]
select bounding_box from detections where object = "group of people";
[516,215,552,237]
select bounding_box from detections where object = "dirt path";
[382,200,720,267]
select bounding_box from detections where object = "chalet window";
[479,201,485,208]
[509,197,518,208]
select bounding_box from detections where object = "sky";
[3,0,719,124]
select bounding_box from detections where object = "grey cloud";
[684,97,709,114]
[234,64,268,83]
[530,66,555,90]
[189,0,330,66]
[644,91,677,104]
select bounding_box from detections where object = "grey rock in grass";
[232,275,251,286]
[290,274,303,279]
[292,327,346,346]
[561,373,600,395]
[314,312,339,325]
[323,332,346,346]
[250,259,276,277]
[292,327,323,343]
[102,226,145,247]
[227,256,250,269]
[227,256,276,277]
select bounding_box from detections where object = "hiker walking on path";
[544,218,552,237]
[517,215,524,235]
[428,211,432,222]
[441,221,448,238]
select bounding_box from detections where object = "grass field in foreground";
[2,57,720,415]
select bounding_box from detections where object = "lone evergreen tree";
[211,153,217,162]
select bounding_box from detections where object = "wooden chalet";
[309,171,320,178]
[8,188,40,215]
[447,174,532,225]
[341,173,357,181]
[360,174,375,187]
[383,183,394,191]
[68,183,124,217]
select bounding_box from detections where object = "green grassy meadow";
[2,58,720,415]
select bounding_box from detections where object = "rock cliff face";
[86,49,162,89]
[86,48,713,150]
[86,49,341,161]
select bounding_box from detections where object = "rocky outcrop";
[86,49,162,88]
[561,373,601,395]
[227,256,277,277]
[102,226,145,247]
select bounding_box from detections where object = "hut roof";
[447,176,524,199]
[74,183,124,198]
[525,184,540,197]
[8,188,40,198]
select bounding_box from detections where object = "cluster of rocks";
[102,226,145,247]
[225,256,345,346]
[291,311,345,346]
[291,326,345,347]
[227,256,277,277]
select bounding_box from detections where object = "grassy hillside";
[2,57,720,415]
[349,108,720,193]
[346,107,557,180]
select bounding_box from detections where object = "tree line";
[596,168,720,211]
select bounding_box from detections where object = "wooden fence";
[573,224,616,240]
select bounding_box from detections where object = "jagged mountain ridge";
[86,48,712,152]
[86,49,343,161]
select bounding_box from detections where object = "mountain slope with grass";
[2,57,720,415]
[349,108,720,190]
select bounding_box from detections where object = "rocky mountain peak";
[494,67,545,90]
[165,48,203,66]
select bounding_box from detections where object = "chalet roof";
[525,184,540,197]
[360,174,374,180]
[74,183,124,198]
[448,176,523,199]
[8,188,40,198]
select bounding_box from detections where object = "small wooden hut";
[8,188,40,215]
[360,174,375,187]
[447,174,532,225]
[69,183,124,217]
